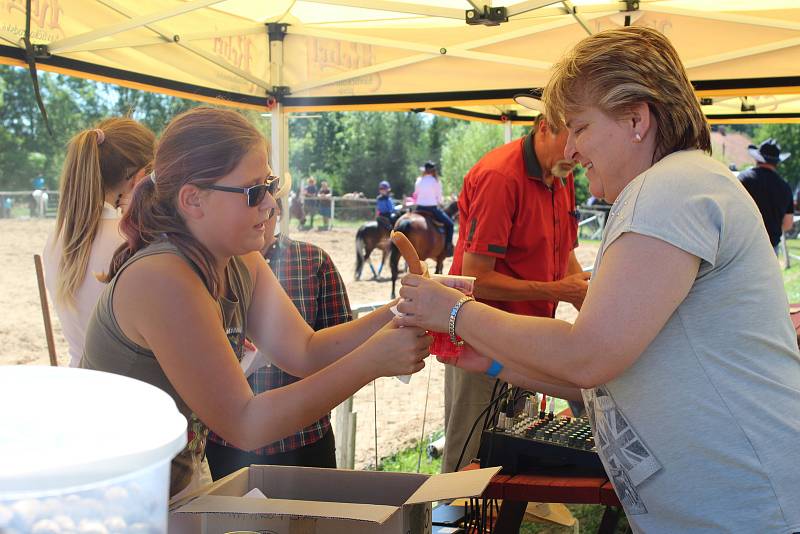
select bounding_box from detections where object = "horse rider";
[376,180,398,231]
[414,161,454,257]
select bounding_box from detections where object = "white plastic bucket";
[0,366,187,533]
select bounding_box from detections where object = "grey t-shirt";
[584,150,800,533]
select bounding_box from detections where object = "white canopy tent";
[2,1,799,466]
[2,0,800,180]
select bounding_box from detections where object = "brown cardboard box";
[169,465,500,533]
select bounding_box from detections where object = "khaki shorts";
[442,365,499,473]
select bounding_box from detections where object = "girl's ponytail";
[54,129,108,305]
[53,118,155,304]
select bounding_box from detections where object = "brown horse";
[389,201,458,298]
[354,221,391,280]
[289,194,306,230]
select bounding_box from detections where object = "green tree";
[0,67,114,189]
[439,121,532,197]
[115,87,197,134]
[426,115,459,167]
[755,123,800,188]
[330,112,427,197]
[572,165,590,206]
[290,112,346,193]
[440,121,506,196]
[722,123,759,139]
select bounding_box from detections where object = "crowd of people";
[38,25,800,533]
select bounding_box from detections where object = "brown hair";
[542,26,710,161]
[106,107,265,298]
[54,118,155,305]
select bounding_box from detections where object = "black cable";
[453,387,545,531]
[454,392,508,472]
[484,388,537,470]
[22,0,53,137]
[480,492,487,533]
[459,385,542,474]
[482,379,503,431]
[484,383,507,435]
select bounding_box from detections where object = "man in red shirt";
[442,114,590,473]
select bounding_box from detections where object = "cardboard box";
[169,465,500,533]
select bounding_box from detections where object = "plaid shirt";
[207,235,352,455]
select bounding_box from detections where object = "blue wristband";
[485,359,503,378]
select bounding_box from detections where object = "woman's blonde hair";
[54,118,155,305]
[542,26,710,161]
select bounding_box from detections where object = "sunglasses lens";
[247,177,279,207]
[267,177,279,196]
[248,185,268,207]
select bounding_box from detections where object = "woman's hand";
[438,345,492,375]
[394,274,465,333]
[362,321,432,378]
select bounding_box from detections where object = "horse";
[444,199,458,223]
[354,221,391,280]
[289,193,306,230]
[388,200,459,297]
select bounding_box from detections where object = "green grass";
[378,430,444,475]
[781,239,800,302]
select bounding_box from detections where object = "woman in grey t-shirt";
[396,27,800,532]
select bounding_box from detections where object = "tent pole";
[272,104,290,237]
[269,23,291,237]
[270,104,289,235]
[504,121,513,144]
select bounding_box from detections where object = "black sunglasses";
[205,175,279,207]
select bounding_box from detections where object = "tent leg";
[271,104,291,237]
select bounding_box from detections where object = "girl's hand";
[362,321,432,378]
[394,274,464,333]
[437,345,493,375]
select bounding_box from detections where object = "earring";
[115,193,122,209]
[634,133,642,143]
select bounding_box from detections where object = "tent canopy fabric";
[1,0,800,122]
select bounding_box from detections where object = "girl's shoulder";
[238,250,267,288]
[116,251,203,295]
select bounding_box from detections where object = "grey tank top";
[81,240,252,496]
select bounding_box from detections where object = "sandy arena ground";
[0,218,597,469]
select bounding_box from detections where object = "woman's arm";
[243,252,396,377]
[442,346,583,401]
[114,254,428,451]
[398,232,699,388]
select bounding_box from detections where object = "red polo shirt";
[449,132,579,318]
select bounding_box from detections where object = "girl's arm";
[242,252,397,377]
[113,253,428,451]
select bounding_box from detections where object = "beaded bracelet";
[448,296,475,345]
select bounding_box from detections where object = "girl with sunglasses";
[82,107,431,497]
[43,118,155,367]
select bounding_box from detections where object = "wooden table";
[463,462,622,533]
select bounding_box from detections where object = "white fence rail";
[292,196,377,230]
[0,190,60,219]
